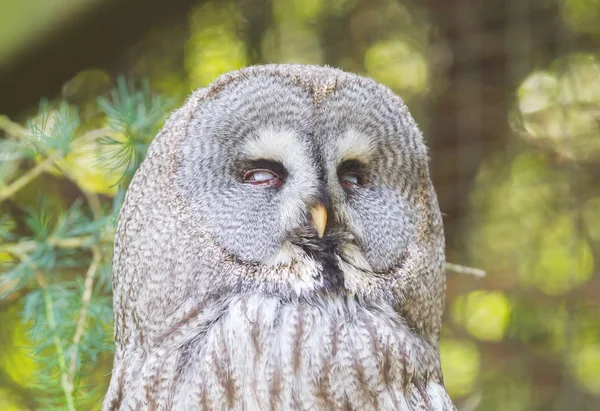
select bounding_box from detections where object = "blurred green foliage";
[0,0,98,66]
[1,0,599,409]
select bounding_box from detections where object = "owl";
[102,64,455,410]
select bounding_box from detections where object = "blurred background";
[0,0,599,409]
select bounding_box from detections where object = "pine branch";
[35,270,76,411]
[0,79,169,409]
[68,245,102,387]
[0,127,111,205]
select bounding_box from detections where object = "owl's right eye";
[243,169,281,186]
[245,170,275,182]
[240,159,286,187]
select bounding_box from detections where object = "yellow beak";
[310,204,327,238]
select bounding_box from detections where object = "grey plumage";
[103,64,455,410]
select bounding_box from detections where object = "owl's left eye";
[243,169,282,186]
[340,172,362,187]
[338,159,367,189]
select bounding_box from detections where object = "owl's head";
[113,65,445,355]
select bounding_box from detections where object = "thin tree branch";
[0,126,111,205]
[0,234,112,256]
[68,245,102,387]
[0,115,29,139]
[0,236,94,254]
[445,262,486,278]
[0,155,59,203]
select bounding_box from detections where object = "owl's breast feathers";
[103,295,455,410]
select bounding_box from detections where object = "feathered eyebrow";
[241,127,314,177]
[337,158,368,175]
[335,128,377,164]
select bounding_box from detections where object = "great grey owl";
[102,64,455,410]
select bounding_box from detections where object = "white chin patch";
[336,242,376,293]
[268,241,323,295]
[266,240,376,296]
